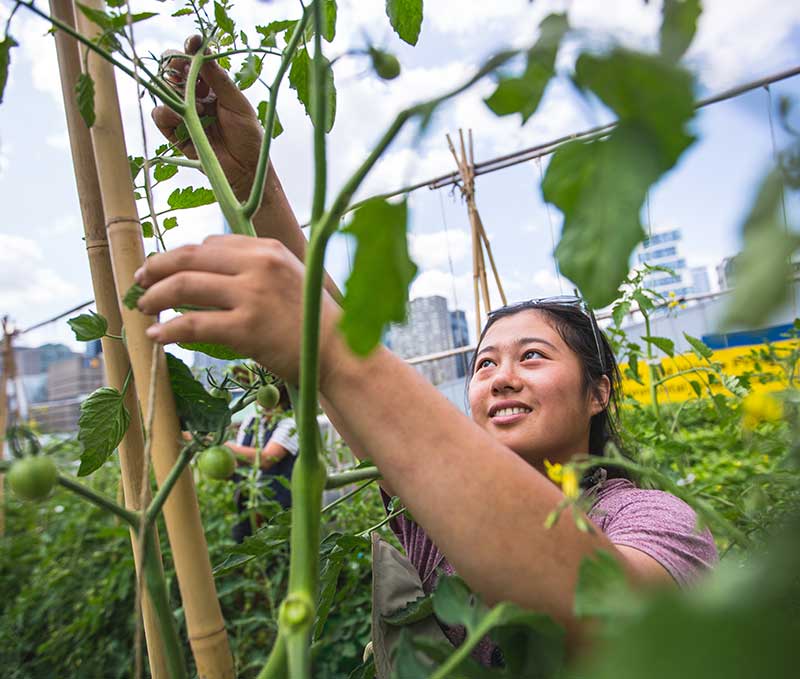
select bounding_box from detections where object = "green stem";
[652,366,723,389]
[145,444,196,525]
[242,6,311,219]
[120,367,133,397]
[643,311,661,421]
[310,2,326,224]
[19,1,184,112]
[324,467,380,490]
[184,41,254,236]
[257,631,287,679]
[357,505,405,538]
[209,47,282,60]
[154,156,204,171]
[57,474,139,526]
[104,333,124,341]
[142,526,189,679]
[321,478,375,513]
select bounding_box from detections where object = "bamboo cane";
[72,2,234,676]
[0,320,12,537]
[48,2,167,675]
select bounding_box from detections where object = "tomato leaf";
[163,216,178,230]
[340,198,417,356]
[153,163,178,182]
[385,0,423,46]
[129,155,144,181]
[167,186,216,209]
[234,53,262,91]
[141,221,154,238]
[178,342,244,360]
[0,35,18,104]
[75,3,114,31]
[643,335,675,357]
[166,353,230,433]
[573,549,634,619]
[122,283,146,310]
[77,387,131,476]
[485,13,568,123]
[660,0,702,62]
[257,100,284,138]
[76,72,96,128]
[214,1,235,37]
[68,310,108,342]
[322,0,337,42]
[289,47,337,133]
[683,332,713,360]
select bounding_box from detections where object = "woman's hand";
[134,235,341,384]
[153,36,263,200]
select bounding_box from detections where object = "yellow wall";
[619,339,798,404]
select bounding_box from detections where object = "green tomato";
[256,383,280,410]
[210,387,232,403]
[8,456,58,501]
[369,48,401,80]
[197,446,236,480]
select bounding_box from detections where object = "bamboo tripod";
[446,129,507,340]
[0,317,16,537]
[55,0,234,675]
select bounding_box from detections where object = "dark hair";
[467,302,630,484]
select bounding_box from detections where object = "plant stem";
[310,2,326,224]
[57,474,139,526]
[18,1,184,112]
[257,631,287,679]
[145,444,196,525]
[324,467,380,490]
[242,6,311,219]
[321,478,375,513]
[120,367,133,397]
[357,505,406,537]
[643,311,661,421]
[154,156,204,171]
[209,47,282,60]
[184,40,254,236]
[142,526,189,679]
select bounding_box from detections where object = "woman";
[141,44,717,651]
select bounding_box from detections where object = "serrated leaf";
[385,0,423,46]
[289,47,337,133]
[660,0,702,62]
[214,1,235,36]
[257,100,284,138]
[76,3,114,30]
[234,54,262,91]
[683,332,713,360]
[322,0,337,42]
[484,13,568,123]
[689,380,702,397]
[68,310,108,341]
[166,353,230,433]
[141,221,154,238]
[383,594,434,626]
[314,558,344,641]
[109,11,158,31]
[122,283,146,309]
[77,387,130,476]
[256,19,295,47]
[167,186,216,209]
[75,72,96,128]
[340,199,417,355]
[643,335,675,357]
[178,341,244,360]
[0,35,18,104]
[612,300,631,327]
[129,155,144,181]
[153,163,178,182]
[432,575,485,634]
[163,216,178,230]
[172,7,193,17]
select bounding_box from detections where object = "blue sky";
[1,0,798,355]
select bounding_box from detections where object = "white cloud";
[409,228,471,270]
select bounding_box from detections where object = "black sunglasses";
[486,295,607,373]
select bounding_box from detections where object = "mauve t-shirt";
[384,475,718,666]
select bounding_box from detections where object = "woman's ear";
[590,375,611,416]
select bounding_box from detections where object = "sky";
[1,0,799,358]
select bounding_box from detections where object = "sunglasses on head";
[486,295,607,373]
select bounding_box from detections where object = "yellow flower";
[544,459,579,499]
[741,392,784,430]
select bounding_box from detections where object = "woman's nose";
[491,362,523,393]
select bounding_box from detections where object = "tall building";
[387,295,458,385]
[450,309,470,378]
[634,228,711,300]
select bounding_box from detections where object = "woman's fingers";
[137,271,238,316]
[151,105,199,159]
[135,241,246,288]
[146,309,240,347]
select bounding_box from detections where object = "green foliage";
[321,0,338,42]
[166,353,231,433]
[178,341,245,360]
[660,0,703,62]
[75,72,95,128]
[235,54,263,91]
[572,549,633,620]
[122,282,145,309]
[0,35,17,104]
[167,185,217,209]
[642,335,675,357]
[683,332,713,360]
[385,0,423,46]
[68,310,108,341]
[77,386,131,476]
[544,49,695,307]
[257,100,285,138]
[214,1,235,37]
[484,13,568,123]
[339,198,417,356]
[289,47,337,133]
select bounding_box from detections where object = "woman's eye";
[477,358,495,370]
[522,349,544,361]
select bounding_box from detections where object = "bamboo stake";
[48,2,167,675]
[73,2,234,676]
[0,319,13,537]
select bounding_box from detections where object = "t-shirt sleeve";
[592,488,718,586]
[269,418,299,456]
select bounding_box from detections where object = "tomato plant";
[198,445,236,480]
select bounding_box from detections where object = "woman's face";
[467,309,606,470]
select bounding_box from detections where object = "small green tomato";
[256,384,280,410]
[369,48,401,80]
[197,446,236,480]
[8,456,58,501]
[210,387,232,403]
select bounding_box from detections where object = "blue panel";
[702,323,796,349]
